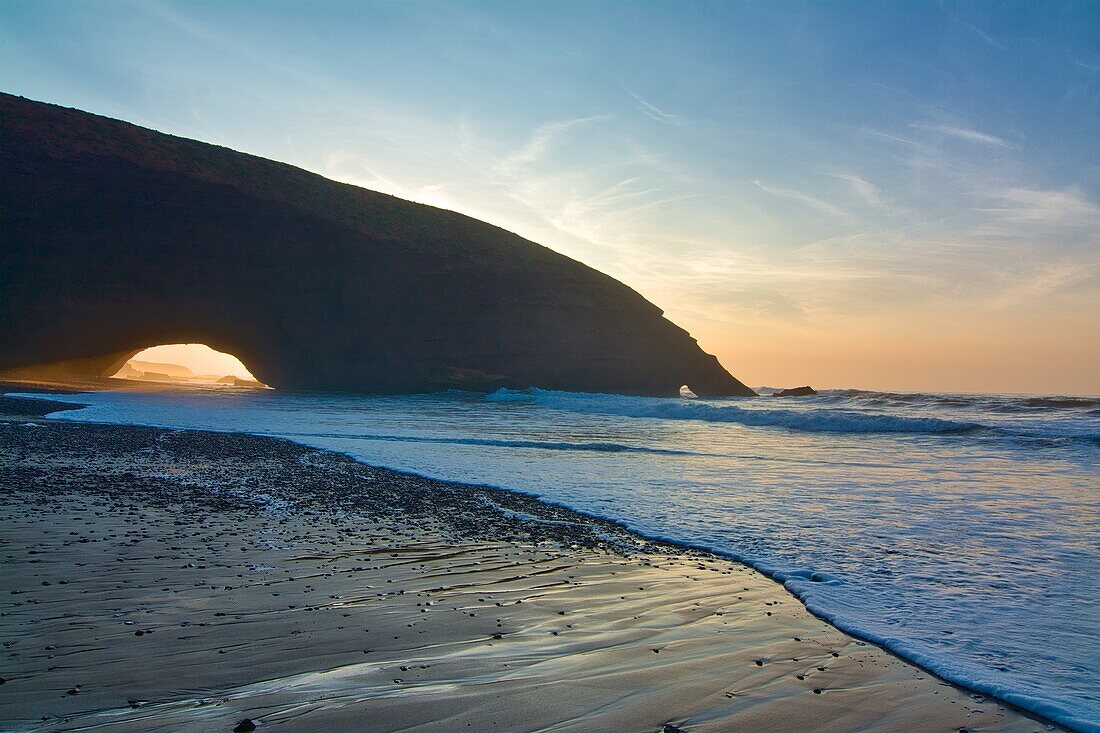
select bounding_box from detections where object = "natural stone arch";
[0,94,756,398]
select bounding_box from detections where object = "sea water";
[14,387,1099,731]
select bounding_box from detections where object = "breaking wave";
[487,388,979,434]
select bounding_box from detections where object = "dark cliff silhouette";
[0,94,755,397]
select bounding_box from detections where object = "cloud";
[827,172,886,208]
[983,186,1100,223]
[753,180,849,220]
[497,115,608,174]
[985,260,1100,310]
[1075,58,1100,74]
[315,88,1093,362]
[466,117,705,271]
[620,84,685,125]
[911,122,1012,147]
[954,18,1007,50]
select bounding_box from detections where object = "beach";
[0,395,1061,733]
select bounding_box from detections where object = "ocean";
[15,386,1099,731]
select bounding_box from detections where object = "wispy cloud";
[497,115,608,174]
[753,180,849,220]
[984,186,1100,223]
[954,18,1008,50]
[827,172,886,208]
[859,128,921,148]
[619,83,685,125]
[911,122,1012,147]
[1075,58,1100,74]
[984,261,1100,310]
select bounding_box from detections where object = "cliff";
[0,94,754,397]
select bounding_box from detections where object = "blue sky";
[3,0,1098,392]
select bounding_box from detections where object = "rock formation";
[773,386,817,397]
[127,361,195,378]
[0,94,755,397]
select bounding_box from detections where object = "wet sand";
[0,397,1060,732]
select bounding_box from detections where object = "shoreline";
[1,394,1067,732]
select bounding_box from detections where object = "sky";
[3,0,1098,394]
[126,344,257,380]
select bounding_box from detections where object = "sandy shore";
[0,396,1059,732]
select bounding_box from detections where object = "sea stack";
[773,386,818,397]
[0,94,754,398]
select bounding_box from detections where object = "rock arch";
[0,94,755,398]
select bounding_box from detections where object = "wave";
[486,389,1099,443]
[487,389,979,434]
[821,389,1100,412]
[268,430,698,456]
[1019,396,1099,410]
